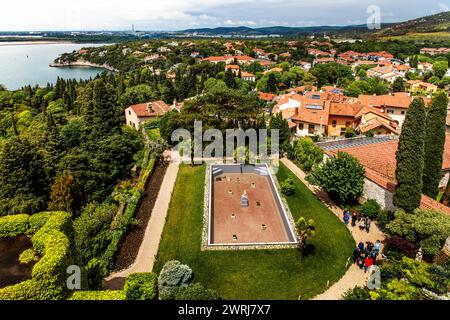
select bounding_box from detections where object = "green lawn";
[153,163,355,300]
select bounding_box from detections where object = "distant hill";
[181,24,381,37]
[372,11,450,38]
[181,11,450,39]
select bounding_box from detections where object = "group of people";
[352,240,381,272]
[343,209,371,233]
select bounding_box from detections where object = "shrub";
[0,212,74,300]
[342,287,370,300]
[158,260,193,288]
[292,137,323,172]
[85,258,108,290]
[171,283,221,300]
[0,214,29,238]
[19,249,39,264]
[312,152,365,204]
[360,199,381,219]
[384,235,419,258]
[69,290,125,300]
[386,209,450,257]
[280,178,295,195]
[124,273,158,300]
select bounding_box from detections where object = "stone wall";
[362,178,396,212]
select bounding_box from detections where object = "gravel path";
[103,152,180,289]
[280,158,385,300]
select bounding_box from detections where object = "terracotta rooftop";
[420,195,450,216]
[329,102,363,117]
[359,93,412,109]
[258,92,277,102]
[325,134,450,189]
[129,100,173,117]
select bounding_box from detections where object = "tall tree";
[295,217,315,260]
[422,91,449,198]
[393,98,427,212]
[266,73,278,93]
[392,77,405,92]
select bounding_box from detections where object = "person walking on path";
[358,241,364,251]
[365,217,371,233]
[364,256,373,273]
[344,211,350,225]
[351,212,357,227]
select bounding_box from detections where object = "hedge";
[0,212,74,300]
[0,214,29,238]
[69,290,125,300]
[124,273,158,300]
[100,154,158,272]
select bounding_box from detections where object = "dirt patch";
[0,235,36,288]
[112,160,169,272]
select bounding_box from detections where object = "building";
[299,61,312,71]
[366,65,399,83]
[125,100,178,129]
[358,93,412,127]
[225,64,240,75]
[355,107,398,136]
[420,47,450,56]
[241,72,256,82]
[405,80,438,94]
[322,135,450,214]
[327,103,362,137]
[313,57,335,65]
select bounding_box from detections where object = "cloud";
[0,0,448,31]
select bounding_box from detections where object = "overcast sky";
[0,0,449,31]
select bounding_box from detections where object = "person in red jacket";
[364,256,374,273]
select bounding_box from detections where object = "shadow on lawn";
[300,243,316,258]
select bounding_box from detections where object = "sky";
[0,0,449,31]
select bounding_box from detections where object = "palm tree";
[296,217,315,260]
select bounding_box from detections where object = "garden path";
[280,157,385,300]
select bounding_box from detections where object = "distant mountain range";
[180,11,450,38]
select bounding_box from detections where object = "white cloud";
[0,0,448,31]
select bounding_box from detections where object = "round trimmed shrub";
[280,178,295,195]
[158,260,192,288]
[124,273,158,300]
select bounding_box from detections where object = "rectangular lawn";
[153,163,355,300]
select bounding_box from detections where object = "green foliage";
[311,62,354,87]
[0,212,74,300]
[360,199,381,219]
[69,290,125,300]
[423,91,448,198]
[73,202,117,265]
[291,137,323,172]
[295,217,315,254]
[0,214,30,237]
[280,178,295,195]
[312,152,365,204]
[0,137,47,215]
[169,283,222,300]
[433,60,448,78]
[393,98,427,212]
[85,258,108,290]
[392,77,405,92]
[386,209,450,257]
[158,260,193,288]
[19,248,39,264]
[345,78,389,97]
[269,113,291,152]
[124,273,158,300]
[342,287,370,300]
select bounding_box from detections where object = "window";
[387,110,394,114]
[401,111,405,115]
[128,110,131,115]
[308,124,315,134]
[298,123,304,130]
[332,120,337,127]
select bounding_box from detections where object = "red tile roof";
[129,100,172,117]
[420,195,450,215]
[359,93,412,109]
[258,92,277,102]
[329,102,363,117]
[291,100,330,125]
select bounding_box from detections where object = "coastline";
[0,41,74,47]
[49,60,118,72]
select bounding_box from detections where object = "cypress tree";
[422,91,449,198]
[393,97,427,212]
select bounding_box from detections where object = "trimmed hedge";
[0,214,29,238]
[124,273,158,300]
[0,212,74,300]
[69,290,125,300]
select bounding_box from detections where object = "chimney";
[147,102,153,113]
